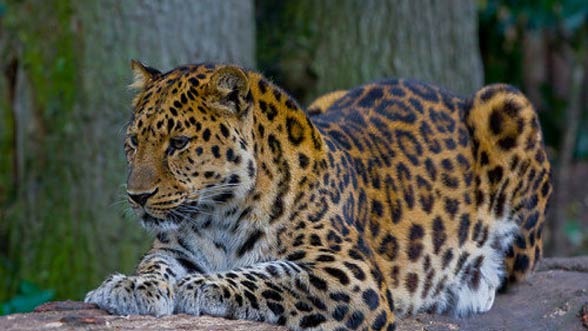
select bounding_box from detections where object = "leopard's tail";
[467,84,552,283]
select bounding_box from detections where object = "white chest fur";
[170,208,276,273]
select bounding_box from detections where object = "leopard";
[85,60,552,331]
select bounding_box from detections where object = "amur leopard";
[85,61,552,331]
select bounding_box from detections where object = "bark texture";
[258,0,483,103]
[0,0,254,302]
[1,257,587,331]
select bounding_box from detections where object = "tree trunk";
[0,0,254,304]
[550,59,586,256]
[257,0,483,103]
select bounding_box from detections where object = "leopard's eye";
[129,135,138,149]
[170,136,190,150]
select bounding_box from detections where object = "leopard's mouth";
[131,193,220,231]
[139,200,212,229]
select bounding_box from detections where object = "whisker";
[184,181,242,200]
[175,205,215,217]
[193,183,241,191]
[189,185,240,195]
[110,198,129,207]
[118,119,130,136]
[167,209,185,223]
[120,206,136,220]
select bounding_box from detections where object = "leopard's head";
[125,61,256,231]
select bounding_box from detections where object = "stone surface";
[1,257,587,331]
[397,257,588,331]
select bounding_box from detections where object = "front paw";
[85,273,174,316]
[175,275,231,317]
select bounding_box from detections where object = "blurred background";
[0,0,587,314]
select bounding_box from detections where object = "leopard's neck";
[167,73,330,271]
[244,73,328,223]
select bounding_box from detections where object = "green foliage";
[536,83,567,149]
[478,0,588,159]
[576,130,588,159]
[564,219,584,247]
[479,0,588,83]
[256,0,317,76]
[256,0,321,101]
[480,0,588,32]
[1,281,54,315]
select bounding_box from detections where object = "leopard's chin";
[140,214,180,232]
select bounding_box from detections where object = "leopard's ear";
[207,65,251,116]
[130,59,161,90]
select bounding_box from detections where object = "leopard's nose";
[128,188,158,206]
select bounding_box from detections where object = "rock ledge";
[1,257,587,331]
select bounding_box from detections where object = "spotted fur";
[85,61,552,331]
